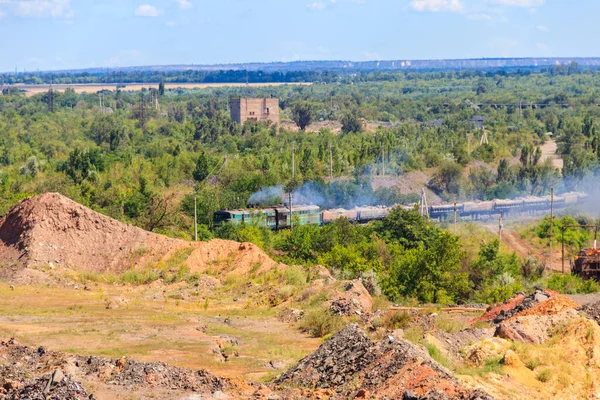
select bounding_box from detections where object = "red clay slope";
[0,193,284,285]
[0,193,186,283]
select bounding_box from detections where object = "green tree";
[158,81,165,96]
[193,152,210,182]
[341,112,363,134]
[292,102,314,131]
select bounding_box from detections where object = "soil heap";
[0,193,185,282]
[277,324,493,400]
[0,193,283,284]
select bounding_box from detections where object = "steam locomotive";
[213,192,588,230]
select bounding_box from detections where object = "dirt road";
[484,224,567,272]
[541,139,563,170]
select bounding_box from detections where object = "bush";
[382,311,413,330]
[282,266,307,286]
[298,309,344,338]
[435,315,466,334]
[545,274,600,294]
[537,368,551,382]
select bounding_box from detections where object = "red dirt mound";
[0,193,186,282]
[0,193,284,284]
[184,239,282,276]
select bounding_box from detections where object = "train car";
[523,196,551,212]
[356,206,390,222]
[493,199,524,214]
[213,208,277,229]
[430,204,464,219]
[321,208,359,224]
[564,192,587,205]
[274,205,321,229]
[463,201,494,217]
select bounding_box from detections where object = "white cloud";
[468,13,492,20]
[308,2,326,10]
[536,24,549,31]
[410,0,464,12]
[174,0,192,9]
[489,0,544,7]
[307,0,336,10]
[135,4,162,17]
[13,0,73,18]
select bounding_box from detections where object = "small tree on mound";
[292,102,314,131]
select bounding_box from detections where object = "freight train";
[213,192,588,230]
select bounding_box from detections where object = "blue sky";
[0,0,595,72]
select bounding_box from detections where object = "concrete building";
[229,98,279,125]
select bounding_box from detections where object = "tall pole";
[561,228,565,274]
[289,192,293,232]
[382,146,385,177]
[292,145,295,179]
[499,210,503,245]
[194,195,198,242]
[329,144,333,179]
[549,187,554,274]
[454,202,457,235]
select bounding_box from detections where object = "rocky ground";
[4,194,600,399]
[277,324,493,400]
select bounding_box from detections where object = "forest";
[1,67,600,304]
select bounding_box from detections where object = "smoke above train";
[214,192,588,230]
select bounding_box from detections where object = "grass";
[382,311,413,330]
[403,325,425,344]
[459,356,504,377]
[525,358,540,371]
[537,368,552,382]
[282,266,307,286]
[298,309,344,338]
[435,314,466,334]
[424,343,451,369]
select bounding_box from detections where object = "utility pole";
[329,144,333,179]
[498,210,504,246]
[419,188,429,220]
[139,88,146,133]
[289,192,293,232]
[467,134,472,154]
[454,202,457,235]
[561,227,565,274]
[292,145,295,179]
[194,195,198,242]
[549,187,554,274]
[381,145,385,177]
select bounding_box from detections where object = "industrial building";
[229,98,279,124]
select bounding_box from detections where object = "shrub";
[537,368,552,382]
[282,266,307,286]
[435,315,466,334]
[382,311,413,330]
[545,274,600,294]
[298,309,344,338]
[525,358,540,371]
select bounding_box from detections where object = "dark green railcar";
[213,208,277,229]
[214,205,320,230]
